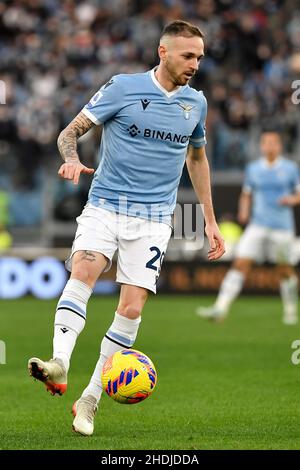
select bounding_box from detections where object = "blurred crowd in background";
[0,0,300,229]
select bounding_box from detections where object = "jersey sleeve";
[189,93,207,148]
[81,76,124,125]
[242,164,254,193]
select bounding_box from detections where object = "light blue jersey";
[82,68,207,224]
[243,157,300,230]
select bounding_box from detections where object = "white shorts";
[66,204,172,293]
[235,224,297,265]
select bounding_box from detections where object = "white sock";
[53,279,92,372]
[215,269,245,314]
[280,275,298,319]
[82,312,141,403]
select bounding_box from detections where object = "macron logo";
[141,99,151,110]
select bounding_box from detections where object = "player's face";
[162,36,204,86]
[260,132,282,159]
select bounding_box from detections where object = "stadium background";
[1,0,300,451]
[1,0,300,297]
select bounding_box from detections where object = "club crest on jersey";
[177,102,195,120]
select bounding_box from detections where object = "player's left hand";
[279,195,299,206]
[205,223,225,261]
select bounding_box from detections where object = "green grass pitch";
[0,295,299,450]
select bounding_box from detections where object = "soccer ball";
[101,349,157,404]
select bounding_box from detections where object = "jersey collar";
[150,68,183,98]
[261,155,283,168]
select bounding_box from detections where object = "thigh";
[268,230,297,265]
[116,219,172,294]
[65,205,118,274]
[234,224,267,262]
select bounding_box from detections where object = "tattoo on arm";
[80,250,97,262]
[57,112,95,163]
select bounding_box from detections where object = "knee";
[233,258,252,277]
[71,264,94,287]
[117,286,148,319]
[117,303,144,320]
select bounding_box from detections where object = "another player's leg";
[196,224,264,321]
[72,285,147,436]
[270,229,298,325]
[279,266,298,325]
[28,251,108,395]
[196,258,252,321]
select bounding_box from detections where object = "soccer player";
[28,20,225,436]
[196,128,300,325]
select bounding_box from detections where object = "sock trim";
[56,306,86,321]
[105,334,130,349]
[106,329,134,347]
[57,300,86,317]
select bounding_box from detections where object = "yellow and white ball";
[101,349,157,404]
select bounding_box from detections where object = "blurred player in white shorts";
[28,20,225,437]
[197,128,300,325]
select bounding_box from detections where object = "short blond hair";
[160,20,204,40]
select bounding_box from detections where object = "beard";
[165,60,190,86]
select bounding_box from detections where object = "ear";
[158,44,167,61]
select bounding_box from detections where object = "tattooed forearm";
[80,250,97,262]
[57,112,95,162]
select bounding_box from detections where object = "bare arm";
[57,111,96,184]
[186,145,225,260]
[237,191,252,225]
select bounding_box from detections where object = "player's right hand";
[58,161,95,185]
[205,222,226,261]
